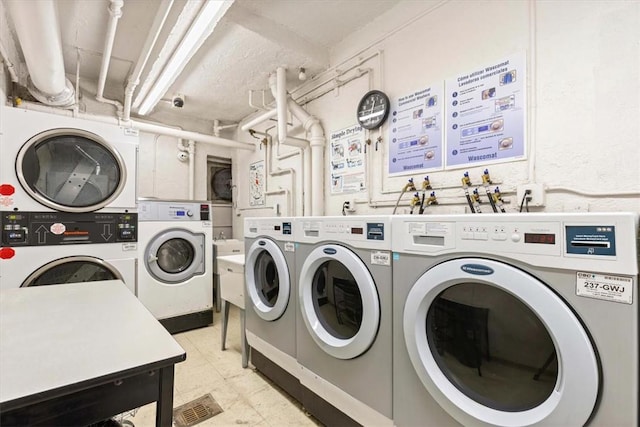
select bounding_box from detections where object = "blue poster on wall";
[444,53,527,169]
[388,84,444,176]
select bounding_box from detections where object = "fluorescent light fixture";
[137,0,232,115]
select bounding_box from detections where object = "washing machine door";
[16,129,126,212]
[21,256,123,286]
[403,258,599,426]
[145,229,205,284]
[246,238,290,321]
[298,244,380,360]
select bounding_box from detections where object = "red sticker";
[0,184,15,196]
[0,247,16,259]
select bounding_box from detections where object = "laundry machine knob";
[186,210,193,217]
[511,233,521,242]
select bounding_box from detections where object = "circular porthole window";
[22,256,122,287]
[16,129,126,212]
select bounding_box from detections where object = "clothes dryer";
[244,217,299,398]
[392,213,639,427]
[295,216,393,427]
[0,211,138,292]
[137,200,213,334]
[0,107,138,213]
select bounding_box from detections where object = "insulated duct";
[5,0,75,107]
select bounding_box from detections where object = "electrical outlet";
[516,183,545,207]
[345,199,356,212]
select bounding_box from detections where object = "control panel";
[246,219,292,237]
[297,217,391,249]
[138,201,210,221]
[1,211,137,247]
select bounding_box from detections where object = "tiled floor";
[127,306,320,427]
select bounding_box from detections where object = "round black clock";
[356,90,390,130]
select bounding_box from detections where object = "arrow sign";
[101,224,113,241]
[36,225,48,244]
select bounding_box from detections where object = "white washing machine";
[392,213,639,427]
[137,199,213,334]
[0,210,138,292]
[0,106,138,213]
[295,216,393,427]
[244,217,300,399]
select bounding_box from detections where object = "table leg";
[221,300,229,351]
[240,309,248,368]
[156,366,175,427]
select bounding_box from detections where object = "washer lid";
[22,256,122,287]
[298,244,380,360]
[245,238,290,321]
[16,129,126,212]
[403,258,599,426]
[145,229,205,284]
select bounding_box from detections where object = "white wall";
[231,0,640,235]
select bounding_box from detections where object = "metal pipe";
[5,0,74,106]
[123,0,174,121]
[240,108,278,132]
[275,67,288,144]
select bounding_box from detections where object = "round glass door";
[22,256,122,287]
[299,244,380,360]
[145,229,205,284]
[16,129,126,212]
[246,239,290,321]
[403,258,599,426]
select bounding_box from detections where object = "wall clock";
[356,90,390,130]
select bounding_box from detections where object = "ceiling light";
[137,0,232,115]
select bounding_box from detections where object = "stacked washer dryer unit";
[295,216,393,427]
[0,107,139,291]
[391,213,639,427]
[137,199,213,334]
[244,217,300,399]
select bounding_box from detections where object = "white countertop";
[217,254,245,266]
[0,280,185,405]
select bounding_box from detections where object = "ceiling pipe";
[95,0,124,115]
[123,0,174,122]
[275,67,288,144]
[240,108,278,132]
[288,98,325,216]
[4,0,75,107]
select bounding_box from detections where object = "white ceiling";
[14,0,400,127]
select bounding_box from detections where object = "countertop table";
[0,280,186,426]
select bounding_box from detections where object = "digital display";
[524,233,556,245]
[176,211,185,216]
[351,227,364,235]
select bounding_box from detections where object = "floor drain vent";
[173,393,223,427]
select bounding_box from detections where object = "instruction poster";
[388,84,444,176]
[330,124,366,194]
[445,53,526,168]
[249,161,265,206]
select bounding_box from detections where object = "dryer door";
[298,244,380,360]
[145,229,205,284]
[246,238,290,321]
[403,258,599,426]
[22,256,123,286]
[16,129,126,212]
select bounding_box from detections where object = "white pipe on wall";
[240,108,278,132]
[0,41,18,83]
[17,101,255,151]
[288,98,325,216]
[275,67,288,144]
[95,0,124,114]
[188,140,196,199]
[5,0,75,106]
[123,0,174,122]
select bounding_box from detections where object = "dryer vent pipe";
[5,0,75,107]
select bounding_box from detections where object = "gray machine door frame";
[403,257,599,426]
[145,229,205,284]
[22,256,123,286]
[245,238,290,321]
[298,244,380,360]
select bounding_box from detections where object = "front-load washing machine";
[137,199,213,334]
[295,216,393,427]
[0,107,138,213]
[391,213,639,427]
[0,211,138,292]
[244,217,300,399]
